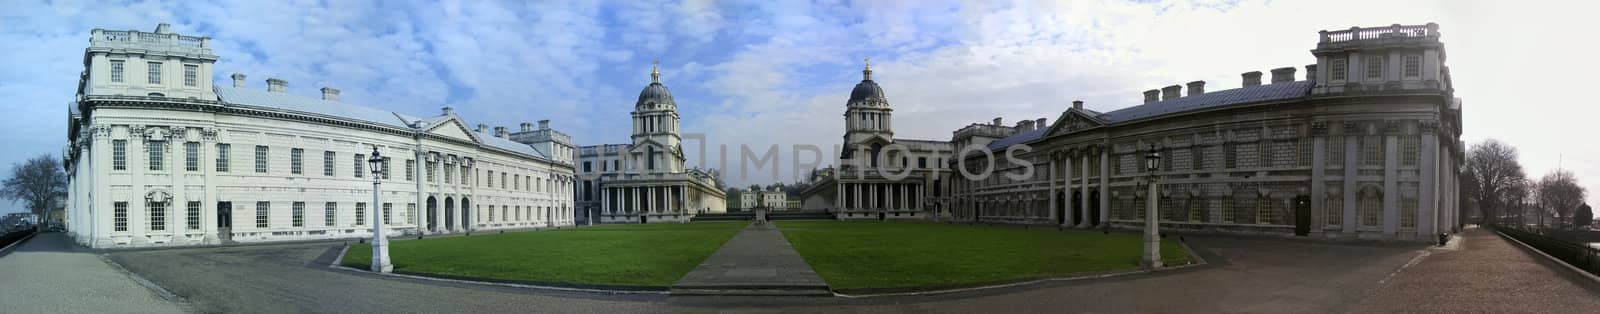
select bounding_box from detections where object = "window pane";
[216,144,230,172]
[110,60,125,82]
[255,145,269,173]
[256,201,270,228]
[114,202,128,231]
[183,64,198,87]
[290,148,303,174]
[147,62,162,84]
[185,142,199,171]
[113,140,127,170]
[148,141,164,171]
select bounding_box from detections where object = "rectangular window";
[110,60,125,82]
[1365,56,1384,79]
[114,202,128,231]
[113,140,128,170]
[426,161,436,182]
[1401,136,1420,166]
[1257,198,1274,225]
[323,151,335,176]
[405,160,415,181]
[256,201,270,228]
[148,141,165,171]
[355,203,366,226]
[1326,136,1345,168]
[354,154,365,178]
[215,144,230,172]
[255,145,269,173]
[407,203,417,226]
[489,205,496,222]
[443,163,452,184]
[487,170,494,188]
[292,202,304,227]
[583,162,591,172]
[1330,58,1347,81]
[1362,136,1383,167]
[1360,194,1380,227]
[461,166,468,185]
[184,142,199,171]
[290,148,304,174]
[501,173,507,189]
[513,174,519,190]
[148,201,166,231]
[382,157,392,180]
[1403,55,1422,77]
[1401,184,1418,229]
[186,201,201,230]
[147,62,162,84]
[383,203,392,225]
[183,64,198,87]
[324,202,337,227]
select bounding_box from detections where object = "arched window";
[870,143,882,168]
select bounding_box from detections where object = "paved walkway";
[0,232,183,313]
[1351,227,1600,312]
[671,223,829,295]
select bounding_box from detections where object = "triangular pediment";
[1044,109,1106,137]
[425,117,479,143]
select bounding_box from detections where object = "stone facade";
[573,64,727,224]
[949,23,1463,241]
[64,24,576,248]
[739,186,790,210]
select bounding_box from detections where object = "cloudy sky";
[1,0,1595,213]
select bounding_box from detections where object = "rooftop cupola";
[636,60,675,107]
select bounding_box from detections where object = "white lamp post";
[368,146,393,273]
[1142,144,1163,269]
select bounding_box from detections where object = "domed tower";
[631,61,685,172]
[841,58,893,166]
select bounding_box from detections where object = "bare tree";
[1535,170,1586,229]
[1463,139,1526,226]
[2,154,67,224]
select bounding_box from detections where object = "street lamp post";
[1142,144,1163,269]
[368,146,393,273]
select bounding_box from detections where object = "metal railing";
[1495,225,1600,276]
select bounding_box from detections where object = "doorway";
[1089,189,1102,226]
[1294,196,1311,236]
[1056,192,1067,225]
[216,201,232,242]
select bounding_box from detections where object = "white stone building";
[64,24,576,248]
[949,23,1464,241]
[573,64,727,224]
[800,60,955,220]
[739,186,789,210]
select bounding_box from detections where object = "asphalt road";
[103,233,1446,313]
[0,232,183,313]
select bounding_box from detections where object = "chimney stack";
[266,78,287,93]
[494,126,508,138]
[441,106,454,116]
[1143,89,1160,104]
[1161,85,1182,101]
[1242,71,1263,87]
[231,73,246,87]
[1304,64,1318,82]
[1186,81,1206,96]
[539,119,551,130]
[1072,100,1084,110]
[320,87,340,102]
[1035,118,1047,128]
[1270,67,1297,84]
[992,117,1003,126]
[1015,120,1034,132]
[520,122,533,132]
[476,124,487,133]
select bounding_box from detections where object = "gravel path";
[1350,227,1600,313]
[0,233,184,313]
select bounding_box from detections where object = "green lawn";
[777,221,1192,290]
[342,222,747,287]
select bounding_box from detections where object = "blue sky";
[2,0,1597,213]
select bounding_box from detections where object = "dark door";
[216,202,232,228]
[1294,196,1311,236]
[1090,190,1102,226]
[640,214,648,224]
[1071,191,1082,225]
[1056,192,1067,225]
[216,202,233,242]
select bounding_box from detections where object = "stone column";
[1343,132,1358,234]
[1063,154,1074,226]
[1100,148,1110,226]
[1080,148,1091,228]
[1419,123,1438,238]
[1383,128,1399,236]
[1310,123,1327,236]
[1048,157,1057,222]
[632,187,639,215]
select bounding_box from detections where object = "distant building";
[740,186,789,210]
[572,63,727,224]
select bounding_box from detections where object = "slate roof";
[1098,81,1313,123]
[982,81,1314,151]
[214,86,548,160]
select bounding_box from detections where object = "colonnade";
[832,182,924,211]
